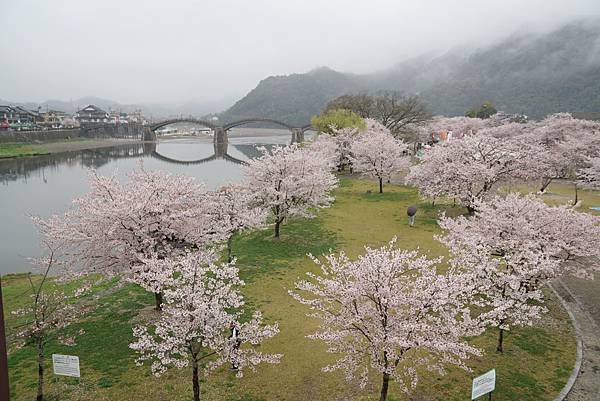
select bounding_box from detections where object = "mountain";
[219,19,600,122]
[0,96,233,120]
[219,67,366,126]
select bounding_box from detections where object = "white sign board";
[472,369,495,399]
[52,354,80,378]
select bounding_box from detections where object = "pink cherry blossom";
[349,119,411,193]
[438,193,600,351]
[206,183,267,262]
[242,144,338,238]
[423,116,490,141]
[525,113,600,193]
[291,238,483,401]
[130,250,281,401]
[578,156,600,189]
[406,133,540,214]
[33,161,224,310]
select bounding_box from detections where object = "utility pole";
[0,276,10,400]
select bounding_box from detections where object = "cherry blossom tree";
[525,113,600,196]
[349,119,411,193]
[578,157,600,189]
[310,126,362,172]
[306,132,342,170]
[33,163,223,310]
[242,144,338,238]
[438,193,600,352]
[12,245,92,401]
[129,250,281,401]
[406,133,538,214]
[423,116,490,141]
[207,184,267,262]
[291,239,483,401]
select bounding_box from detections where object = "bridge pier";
[214,138,227,158]
[142,127,157,141]
[214,127,228,146]
[291,128,304,144]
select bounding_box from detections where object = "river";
[0,128,308,274]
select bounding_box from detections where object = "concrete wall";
[0,124,145,143]
[0,129,82,143]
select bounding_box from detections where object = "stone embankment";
[0,123,145,144]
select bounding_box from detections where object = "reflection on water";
[0,130,305,274]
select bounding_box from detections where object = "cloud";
[1,0,599,105]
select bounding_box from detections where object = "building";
[0,105,39,124]
[127,109,145,124]
[0,105,41,130]
[40,110,69,129]
[75,104,110,123]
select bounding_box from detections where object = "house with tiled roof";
[0,105,41,127]
[75,104,109,123]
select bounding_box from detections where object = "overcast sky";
[2,0,600,105]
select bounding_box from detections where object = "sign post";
[52,354,80,378]
[472,369,496,400]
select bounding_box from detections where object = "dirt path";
[552,276,600,401]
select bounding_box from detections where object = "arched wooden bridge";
[149,140,246,165]
[144,117,317,144]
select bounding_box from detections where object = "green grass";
[2,177,580,401]
[0,143,47,158]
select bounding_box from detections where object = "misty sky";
[2,0,600,105]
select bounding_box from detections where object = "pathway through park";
[553,275,600,401]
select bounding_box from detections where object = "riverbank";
[3,177,577,401]
[0,138,148,159]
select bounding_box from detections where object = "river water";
[0,129,305,274]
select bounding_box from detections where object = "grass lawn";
[3,177,578,401]
[0,143,48,158]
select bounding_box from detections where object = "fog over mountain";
[2,0,599,108]
[3,0,600,121]
[6,18,600,123]
[221,19,600,124]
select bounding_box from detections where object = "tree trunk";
[467,205,476,216]
[154,292,163,311]
[274,220,281,238]
[496,328,504,353]
[192,359,200,401]
[540,178,553,193]
[227,235,233,263]
[379,372,390,401]
[379,178,383,194]
[574,183,578,204]
[36,338,44,401]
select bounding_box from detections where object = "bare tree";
[323,93,375,118]
[323,92,431,136]
[373,92,431,133]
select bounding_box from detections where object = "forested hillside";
[219,19,600,123]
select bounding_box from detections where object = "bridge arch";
[150,151,246,166]
[301,124,318,133]
[150,151,218,165]
[150,118,217,132]
[223,118,292,131]
[149,140,246,166]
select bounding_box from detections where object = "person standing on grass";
[407,205,417,227]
